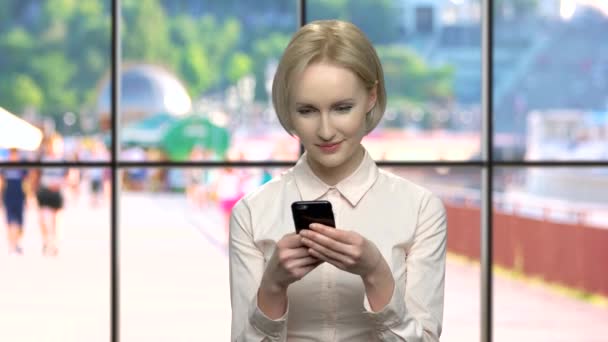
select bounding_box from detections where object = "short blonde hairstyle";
[272,20,386,135]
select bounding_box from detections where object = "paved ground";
[1,189,607,341]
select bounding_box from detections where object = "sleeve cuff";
[249,292,288,338]
[362,283,406,329]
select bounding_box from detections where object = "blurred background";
[0,0,607,341]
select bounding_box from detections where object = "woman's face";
[290,62,376,184]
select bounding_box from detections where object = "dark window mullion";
[482,1,494,341]
[2,160,608,168]
[110,0,121,342]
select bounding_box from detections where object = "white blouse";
[229,150,447,341]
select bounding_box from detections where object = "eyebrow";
[295,99,355,107]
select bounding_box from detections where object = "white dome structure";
[96,63,192,125]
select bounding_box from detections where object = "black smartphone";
[291,200,336,233]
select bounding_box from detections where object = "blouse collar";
[293,148,379,207]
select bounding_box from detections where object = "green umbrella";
[161,114,230,161]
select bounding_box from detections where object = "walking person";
[1,148,29,256]
[86,141,109,208]
[35,135,68,257]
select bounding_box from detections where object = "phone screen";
[291,200,336,233]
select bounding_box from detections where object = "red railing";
[445,203,608,297]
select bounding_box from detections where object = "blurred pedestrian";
[0,148,29,255]
[85,140,109,208]
[122,145,147,191]
[185,145,205,208]
[214,149,246,241]
[35,135,68,256]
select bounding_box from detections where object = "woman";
[35,135,68,256]
[1,148,29,255]
[229,20,447,341]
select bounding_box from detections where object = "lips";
[317,141,342,153]
[319,142,341,148]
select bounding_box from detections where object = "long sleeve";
[362,193,447,341]
[229,199,289,341]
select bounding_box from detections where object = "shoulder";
[376,168,444,210]
[232,168,296,214]
[377,168,435,198]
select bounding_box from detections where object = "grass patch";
[446,252,608,308]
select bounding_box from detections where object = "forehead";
[292,62,365,104]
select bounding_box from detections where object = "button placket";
[327,187,340,227]
[320,262,330,335]
[326,188,340,341]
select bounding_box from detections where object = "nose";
[317,113,336,141]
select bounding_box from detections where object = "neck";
[307,145,365,186]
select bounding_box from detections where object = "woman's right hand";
[260,232,322,292]
[257,232,322,318]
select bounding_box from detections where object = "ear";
[367,82,378,113]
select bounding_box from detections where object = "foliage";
[0,0,453,131]
[377,45,454,103]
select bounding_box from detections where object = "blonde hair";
[272,20,386,135]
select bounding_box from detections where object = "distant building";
[399,0,480,36]
[95,63,192,130]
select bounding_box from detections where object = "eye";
[296,107,315,115]
[335,105,353,113]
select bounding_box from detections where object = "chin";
[308,151,349,169]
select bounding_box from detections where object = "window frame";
[1,1,606,341]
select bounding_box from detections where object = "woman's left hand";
[299,223,383,278]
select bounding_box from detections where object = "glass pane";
[116,1,299,162]
[0,1,111,153]
[120,166,285,340]
[383,166,481,341]
[308,0,482,161]
[0,166,111,341]
[120,166,480,340]
[493,2,608,161]
[493,167,608,341]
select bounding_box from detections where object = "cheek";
[337,116,367,138]
[291,119,316,141]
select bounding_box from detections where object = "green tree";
[202,16,242,89]
[251,32,291,100]
[0,0,109,122]
[226,52,253,84]
[31,52,78,114]
[122,0,175,64]
[0,74,44,113]
[179,44,215,96]
[377,45,454,103]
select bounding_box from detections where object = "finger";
[301,236,353,266]
[288,256,321,269]
[300,229,351,255]
[309,223,357,244]
[283,247,311,260]
[308,248,345,269]
[280,233,306,248]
